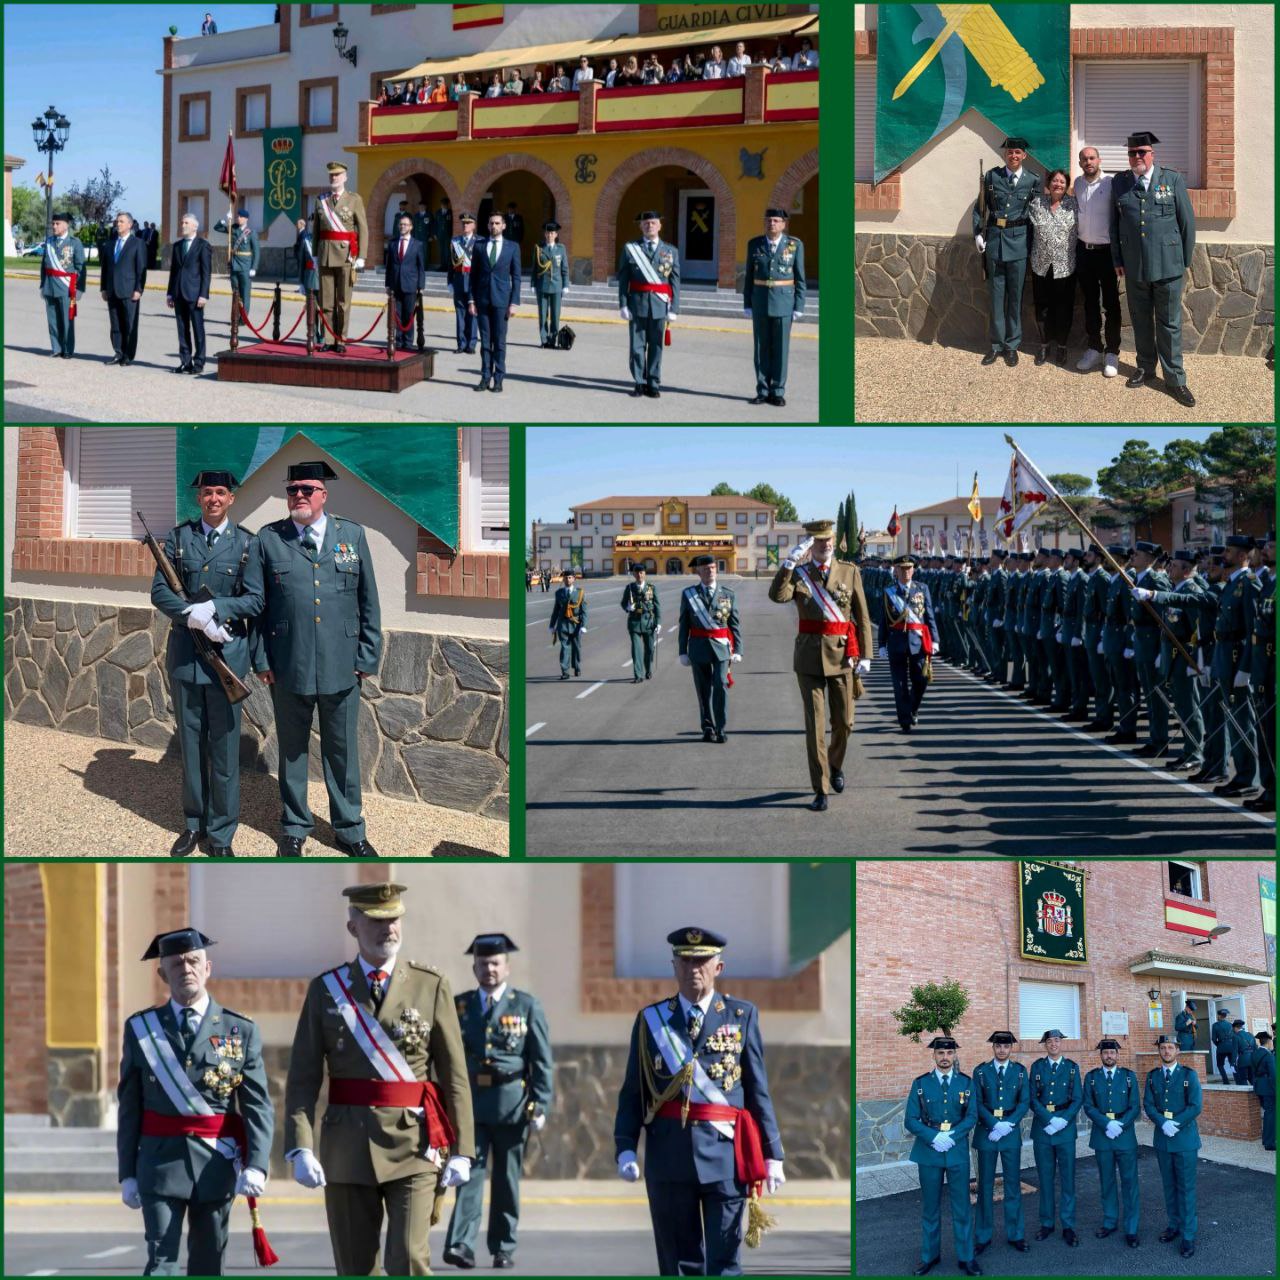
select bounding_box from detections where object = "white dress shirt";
[200,517,230,540]
[171,992,211,1036]
[1073,171,1113,246]
[481,982,508,1012]
[677,991,715,1024]
[358,952,397,985]
[292,513,327,544]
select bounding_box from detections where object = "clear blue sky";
[5,5,274,227]
[525,426,1225,529]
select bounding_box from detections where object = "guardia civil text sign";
[1019,860,1086,965]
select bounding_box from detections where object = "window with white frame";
[180,192,208,229]
[307,84,335,129]
[243,90,268,133]
[1167,861,1203,899]
[461,427,508,549]
[64,427,176,538]
[186,97,208,137]
[1074,60,1200,185]
[1019,979,1081,1041]
[854,62,876,182]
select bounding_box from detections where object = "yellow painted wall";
[41,864,105,1050]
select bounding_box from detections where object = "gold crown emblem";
[271,136,296,154]
[1042,891,1066,907]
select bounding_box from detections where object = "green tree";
[1095,440,1168,540]
[893,978,970,1042]
[835,498,847,559]
[1042,472,1095,547]
[10,185,47,246]
[709,481,741,497]
[848,491,861,558]
[747,482,797,523]
[1195,426,1276,532]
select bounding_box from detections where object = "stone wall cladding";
[856,233,1274,357]
[3,597,509,819]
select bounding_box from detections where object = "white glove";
[121,1176,142,1210]
[878,646,888,659]
[203,620,234,644]
[627,603,637,612]
[679,653,691,667]
[1044,1116,1067,1135]
[354,258,365,271]
[1123,647,1134,660]
[931,1133,955,1152]
[618,1151,641,1181]
[795,536,815,559]
[988,1121,1013,1142]
[184,600,217,629]
[236,1166,267,1198]
[248,269,256,278]
[1071,636,1083,648]
[992,619,1004,629]
[730,653,742,664]
[1131,587,1154,602]
[668,313,678,322]
[291,1149,327,1189]
[781,558,797,571]
[532,1112,547,1132]
[620,306,632,321]
[655,625,662,636]
[1234,670,1251,689]
[975,234,986,254]
[1154,655,1165,674]
[1104,1121,1123,1140]
[792,310,803,321]
[856,659,871,675]
[765,1159,785,1194]
[1055,629,1064,644]
[1161,1120,1179,1138]
[1097,641,1105,655]
[440,1155,471,1188]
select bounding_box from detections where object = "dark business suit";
[101,233,149,361]
[383,234,427,350]
[166,237,213,371]
[469,237,522,384]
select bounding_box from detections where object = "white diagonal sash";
[643,1003,735,1138]
[321,966,414,1083]
[797,564,845,624]
[888,584,925,627]
[45,240,71,291]
[683,585,718,631]
[318,196,347,234]
[625,241,666,287]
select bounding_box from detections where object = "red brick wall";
[5,866,49,1113]
[1201,1084,1263,1139]
[856,861,1273,1101]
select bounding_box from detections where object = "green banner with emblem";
[1019,861,1086,965]
[175,427,460,548]
[568,545,585,572]
[875,4,1071,182]
[261,127,304,230]
[766,544,780,567]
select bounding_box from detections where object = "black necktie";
[302,529,317,557]
[180,1007,198,1054]
[206,528,219,549]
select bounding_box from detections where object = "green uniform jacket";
[454,987,554,1126]
[117,999,274,1200]
[250,516,382,695]
[1147,578,1209,667]
[284,958,476,1184]
[1082,1066,1141,1151]
[39,233,88,297]
[214,221,261,273]
[971,1060,1029,1152]
[1060,568,1087,641]
[678,582,742,664]
[150,520,264,684]
[743,234,806,317]
[621,580,661,633]
[971,167,1038,263]
[905,1070,977,1169]
[617,238,680,317]
[1028,1056,1083,1145]
[1109,165,1195,282]
[1251,567,1275,684]
[1143,1063,1202,1152]
[549,584,587,635]
[531,242,568,295]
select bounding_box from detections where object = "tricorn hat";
[141,927,216,961]
[927,1036,959,1050]
[287,460,337,482]
[190,470,238,490]
[466,933,519,956]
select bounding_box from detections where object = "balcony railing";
[364,66,817,147]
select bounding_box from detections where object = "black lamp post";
[333,22,357,67]
[30,105,71,242]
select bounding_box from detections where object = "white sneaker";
[1076,348,1102,372]
[1103,353,1119,378]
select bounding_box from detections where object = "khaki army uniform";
[285,950,475,1275]
[769,559,873,794]
[312,188,369,342]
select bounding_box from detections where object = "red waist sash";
[656,1101,768,1190]
[318,230,359,250]
[327,1078,457,1151]
[48,269,78,318]
[689,625,735,685]
[889,619,935,655]
[629,281,673,298]
[798,618,860,657]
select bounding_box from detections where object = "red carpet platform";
[215,341,434,392]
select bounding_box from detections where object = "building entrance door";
[678,188,717,281]
[665,557,683,574]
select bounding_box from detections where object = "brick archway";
[461,152,575,263]
[593,147,736,288]
[770,147,818,218]
[365,157,465,263]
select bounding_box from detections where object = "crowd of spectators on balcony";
[374,35,816,106]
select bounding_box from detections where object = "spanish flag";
[453,3,504,29]
[967,472,982,524]
[1164,898,1217,938]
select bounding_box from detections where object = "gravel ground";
[855,337,1275,422]
[3,721,508,858]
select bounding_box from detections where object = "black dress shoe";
[1055,345,1068,365]
[645,671,652,679]
[912,1259,940,1276]
[1035,1226,1055,1241]
[334,343,347,355]
[1126,369,1155,388]
[1105,731,1138,744]
[174,363,192,374]
[714,731,726,743]
[645,386,661,398]
[1180,1243,1195,1258]
[769,395,786,406]
[703,729,715,742]
[629,384,645,396]
[1126,1235,1140,1248]
[1187,767,1227,784]
[207,846,235,858]
[491,379,504,392]
[1134,742,1168,757]
[1168,384,1196,407]
[1158,1228,1179,1243]
[336,836,379,858]
[443,1245,476,1269]
[958,1263,982,1277]
[974,1240,989,1255]
[278,837,305,858]
[632,677,642,684]
[170,830,203,858]
[1035,344,1049,366]
[1095,1226,1116,1239]
[831,771,845,793]
[1215,781,1259,797]
[189,365,204,375]
[981,351,1000,366]
[573,668,581,676]
[1063,1228,1078,1247]
[475,377,491,392]
[749,394,769,404]
[1009,1239,1029,1252]
[559,672,570,680]
[809,793,828,812]
[122,358,134,366]
[1004,349,1018,366]
[1245,792,1276,812]
[492,1252,514,1269]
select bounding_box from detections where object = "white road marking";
[28,1270,60,1275]
[527,618,552,627]
[954,667,1274,827]
[576,681,606,700]
[84,1248,135,1260]
[526,722,546,737]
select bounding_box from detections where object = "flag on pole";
[995,441,1052,540]
[887,506,901,538]
[218,129,237,206]
[967,472,982,524]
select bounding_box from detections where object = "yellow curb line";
[6,1193,849,1207]
[4,273,817,339]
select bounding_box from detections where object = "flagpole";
[1004,433,1201,673]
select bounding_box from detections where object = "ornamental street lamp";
[31,105,71,242]
[333,22,357,67]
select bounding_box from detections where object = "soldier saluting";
[621,562,662,683]
[974,137,1038,367]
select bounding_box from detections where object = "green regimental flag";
[1019,860,1086,965]
[569,545,585,572]
[766,545,780,567]
[788,863,851,970]
[261,127,304,230]
[874,3,1070,182]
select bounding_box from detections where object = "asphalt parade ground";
[854,1147,1276,1276]
[3,279,817,423]
[4,1184,851,1276]
[524,578,1275,855]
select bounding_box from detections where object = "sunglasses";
[1127,149,1152,157]
[286,485,324,497]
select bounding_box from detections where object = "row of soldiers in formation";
[118,901,782,1276]
[905,1026,1276,1276]
[858,533,1276,812]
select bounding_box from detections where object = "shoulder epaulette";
[218,1006,255,1024]
[407,960,440,974]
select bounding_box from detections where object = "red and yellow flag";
[453,3,504,29]
[967,472,982,523]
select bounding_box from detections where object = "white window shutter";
[855,63,876,182]
[478,426,509,541]
[72,428,176,538]
[1019,979,1082,1041]
[1075,61,1198,185]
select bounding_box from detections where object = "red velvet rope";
[278,304,308,343]
[237,298,277,340]
[316,302,388,345]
